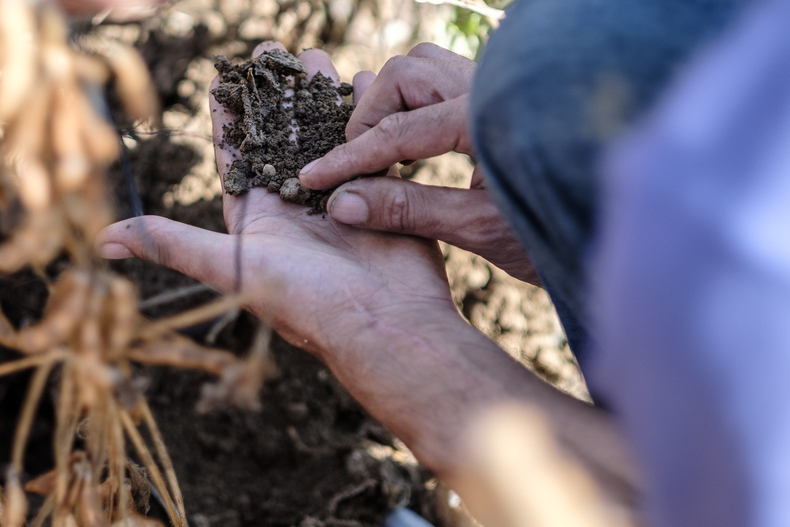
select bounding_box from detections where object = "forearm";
[318,305,639,504]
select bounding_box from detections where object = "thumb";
[97,216,237,293]
[327,178,507,255]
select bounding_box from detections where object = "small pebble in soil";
[279,178,311,204]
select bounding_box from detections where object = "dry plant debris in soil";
[212,49,353,212]
[0,3,275,527]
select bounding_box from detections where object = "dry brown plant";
[455,405,640,527]
[0,3,275,527]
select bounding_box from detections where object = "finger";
[97,217,240,293]
[253,41,287,57]
[406,42,476,67]
[353,71,376,105]
[470,164,486,189]
[326,177,517,260]
[345,54,474,141]
[300,95,471,190]
[328,177,540,283]
[298,48,340,85]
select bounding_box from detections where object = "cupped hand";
[96,45,637,491]
[299,43,540,285]
[97,42,458,361]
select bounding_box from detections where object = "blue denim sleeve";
[592,0,790,524]
[469,0,745,365]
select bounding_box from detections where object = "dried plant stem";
[0,350,66,377]
[0,4,209,527]
[121,129,213,142]
[11,360,56,470]
[30,493,55,527]
[108,400,128,522]
[126,336,237,376]
[205,307,239,345]
[86,400,110,485]
[0,308,16,346]
[139,295,240,340]
[139,401,186,527]
[118,409,180,527]
[138,284,211,310]
[55,362,79,507]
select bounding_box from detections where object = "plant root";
[0,5,279,527]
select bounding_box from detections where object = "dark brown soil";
[139,328,440,527]
[212,49,353,212]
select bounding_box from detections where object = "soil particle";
[279,178,311,204]
[261,49,308,76]
[224,159,253,195]
[211,50,353,212]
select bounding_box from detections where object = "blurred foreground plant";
[456,405,638,527]
[0,2,274,526]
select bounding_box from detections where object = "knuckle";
[331,142,354,169]
[139,218,182,271]
[377,113,399,139]
[376,113,409,155]
[380,55,409,78]
[345,118,367,141]
[380,185,413,232]
[407,42,440,58]
[146,224,174,267]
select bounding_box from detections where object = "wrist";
[323,304,476,463]
[314,298,520,473]
[317,293,464,365]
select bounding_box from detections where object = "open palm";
[98,43,456,359]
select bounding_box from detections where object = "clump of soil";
[211,49,353,212]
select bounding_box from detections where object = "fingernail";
[99,243,134,259]
[330,192,369,225]
[300,158,322,177]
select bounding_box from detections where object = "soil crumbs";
[212,49,353,212]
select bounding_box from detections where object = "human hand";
[97,47,636,491]
[299,43,540,285]
[96,42,458,363]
